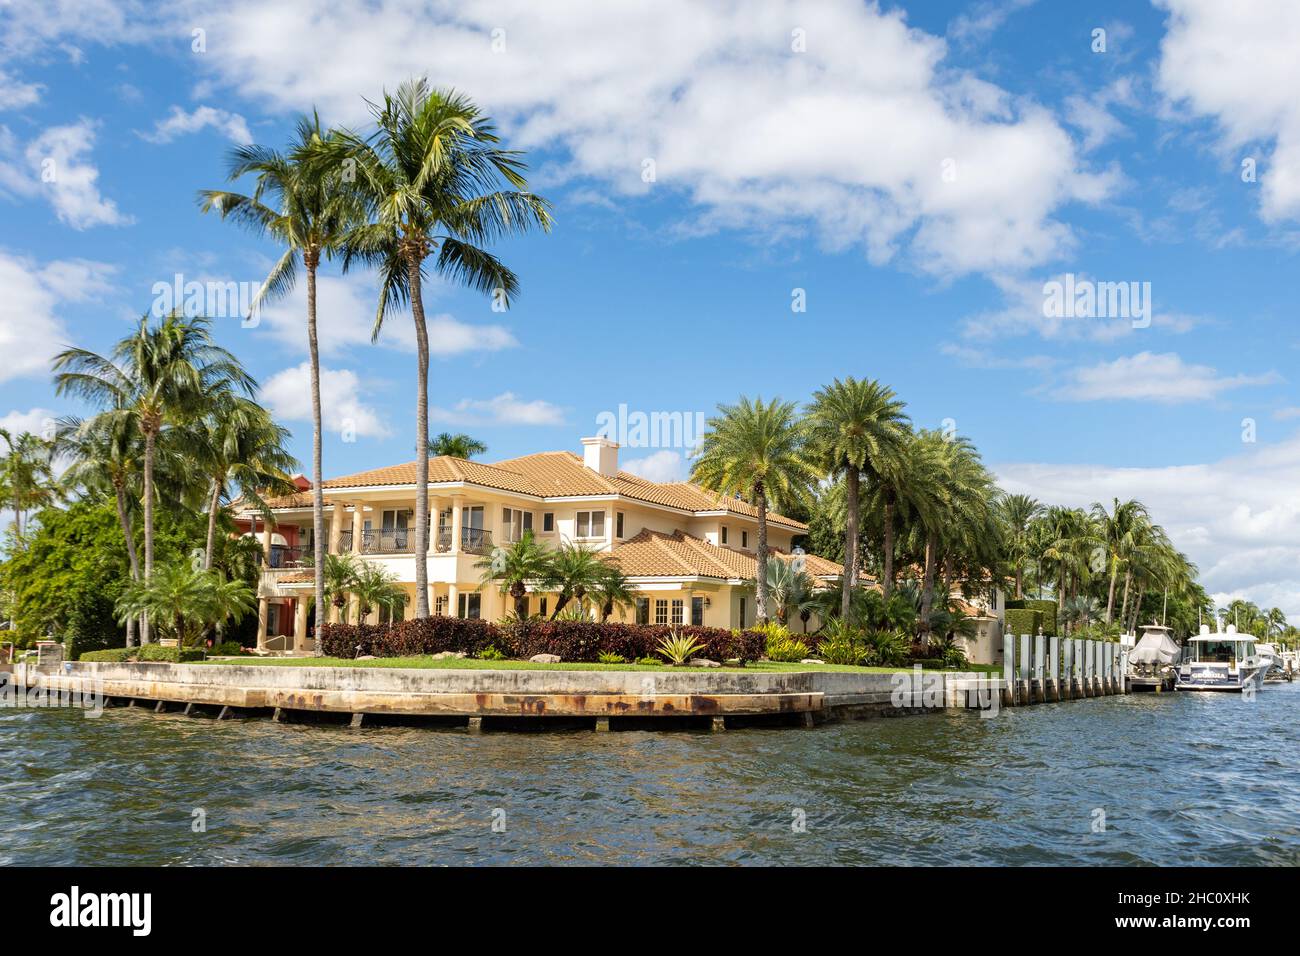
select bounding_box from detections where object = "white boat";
[1127,623,1180,692]
[1175,623,1267,692]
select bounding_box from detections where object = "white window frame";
[575,509,606,539]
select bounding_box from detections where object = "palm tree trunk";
[307,256,327,655]
[842,467,859,620]
[1014,562,1023,600]
[755,481,770,623]
[408,252,431,619]
[113,482,141,647]
[141,426,157,643]
[203,480,221,570]
[1119,569,1133,629]
[882,489,896,597]
[1105,560,1118,624]
[919,533,937,637]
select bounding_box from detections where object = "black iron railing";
[436,527,493,555]
[263,545,307,569]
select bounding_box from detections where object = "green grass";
[200,656,999,674]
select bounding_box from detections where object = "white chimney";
[581,436,619,477]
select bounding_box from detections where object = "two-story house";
[241,437,843,652]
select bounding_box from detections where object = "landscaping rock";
[690,658,722,668]
[800,658,825,665]
[430,651,467,660]
[530,653,562,663]
[356,655,377,661]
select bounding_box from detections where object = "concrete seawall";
[17,660,1121,731]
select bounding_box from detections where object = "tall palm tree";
[691,396,816,623]
[193,393,299,570]
[429,432,487,459]
[53,312,254,641]
[997,492,1043,599]
[0,429,56,539]
[200,114,360,653]
[1092,498,1151,625]
[476,529,551,618]
[804,377,909,620]
[320,79,552,618]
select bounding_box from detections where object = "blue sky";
[3,0,1300,615]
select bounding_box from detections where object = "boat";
[1126,623,1179,692]
[1175,623,1267,692]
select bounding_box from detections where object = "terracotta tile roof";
[312,449,808,529]
[256,491,340,509]
[607,529,842,581]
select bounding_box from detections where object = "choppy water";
[3,682,1298,866]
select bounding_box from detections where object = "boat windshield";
[1193,640,1254,662]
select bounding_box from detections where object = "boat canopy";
[1130,630,1181,665]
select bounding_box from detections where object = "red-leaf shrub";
[320,618,765,663]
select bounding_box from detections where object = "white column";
[450,495,464,554]
[294,599,309,653]
[329,502,345,554]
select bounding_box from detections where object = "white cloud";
[0,119,131,228]
[0,250,116,384]
[948,0,1036,47]
[255,270,518,357]
[430,392,565,427]
[0,69,41,109]
[1157,0,1300,222]
[1051,351,1281,404]
[1064,77,1139,153]
[0,407,59,440]
[1272,406,1300,421]
[169,0,1113,278]
[141,105,252,145]
[622,449,685,483]
[261,361,388,439]
[996,432,1300,618]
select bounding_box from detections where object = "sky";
[1,0,1299,616]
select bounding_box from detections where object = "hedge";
[1005,599,1058,636]
[1003,608,1042,638]
[319,617,765,663]
[78,646,206,663]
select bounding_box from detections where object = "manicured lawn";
[200,656,1000,674]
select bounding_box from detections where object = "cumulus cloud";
[0,407,59,440]
[622,449,685,483]
[996,432,1300,618]
[0,69,42,109]
[0,119,131,228]
[0,250,116,384]
[1157,0,1300,222]
[262,361,389,439]
[430,392,565,427]
[1051,352,1281,404]
[141,105,252,145]
[168,0,1113,278]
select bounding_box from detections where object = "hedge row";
[320,617,765,663]
[79,646,206,663]
[1005,599,1059,636]
[1003,608,1043,638]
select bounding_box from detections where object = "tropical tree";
[804,377,908,620]
[313,551,362,624]
[429,432,487,459]
[320,78,552,618]
[351,560,407,622]
[591,563,636,623]
[193,393,298,570]
[543,542,606,618]
[692,396,816,622]
[1092,498,1151,625]
[997,493,1043,599]
[765,556,817,628]
[477,530,551,618]
[0,428,57,539]
[200,114,361,655]
[115,562,255,647]
[53,313,255,641]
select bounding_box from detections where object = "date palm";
[691,396,816,623]
[477,529,551,618]
[200,114,360,653]
[351,560,407,622]
[544,542,606,619]
[997,492,1043,599]
[319,79,552,618]
[591,563,636,623]
[0,428,56,540]
[805,377,909,619]
[429,432,487,459]
[53,313,254,641]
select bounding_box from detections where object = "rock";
[800,658,825,665]
[356,655,377,661]
[690,658,722,668]
[530,653,562,664]
[430,651,467,660]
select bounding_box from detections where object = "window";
[576,510,605,538]
[635,598,650,625]
[721,526,728,545]
[671,599,683,625]
[542,512,554,532]
[616,511,624,538]
[739,597,747,627]
[742,530,749,548]
[502,508,533,543]
[655,599,669,625]
[691,596,704,626]
[435,596,447,617]
[458,593,482,619]
[539,597,548,617]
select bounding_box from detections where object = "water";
[3,683,1298,866]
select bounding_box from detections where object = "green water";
[3,683,1298,865]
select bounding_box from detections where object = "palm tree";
[320,79,552,618]
[804,378,909,620]
[429,432,487,459]
[1092,498,1151,625]
[200,114,360,654]
[53,313,254,641]
[591,563,636,623]
[544,542,606,618]
[115,563,255,647]
[997,493,1043,599]
[194,393,298,570]
[351,560,407,622]
[691,396,815,623]
[309,551,362,624]
[0,429,56,539]
[476,529,551,618]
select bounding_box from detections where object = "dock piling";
[1002,633,1016,707]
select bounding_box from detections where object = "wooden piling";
[349,713,365,729]
[467,716,483,733]
[595,717,610,732]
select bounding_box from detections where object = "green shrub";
[597,651,627,664]
[210,641,247,656]
[817,632,865,666]
[79,646,204,663]
[863,629,909,667]
[65,594,123,660]
[1006,599,1057,636]
[476,645,507,661]
[765,634,811,662]
[657,631,706,665]
[1003,608,1042,638]
[634,656,661,666]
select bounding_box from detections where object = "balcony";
[436,527,493,555]
[334,527,493,556]
[359,529,414,554]
[261,544,308,569]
